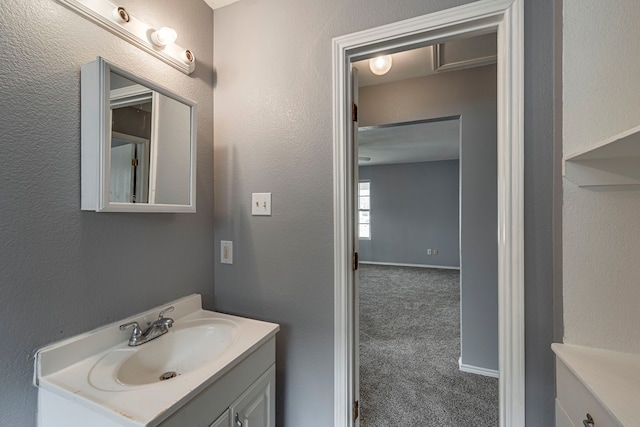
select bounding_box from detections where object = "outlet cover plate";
[221,240,233,264]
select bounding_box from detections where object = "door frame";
[332,1,525,426]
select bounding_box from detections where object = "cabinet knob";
[235,413,243,427]
[583,413,594,427]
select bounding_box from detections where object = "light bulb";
[150,27,178,47]
[369,55,393,76]
[112,6,130,23]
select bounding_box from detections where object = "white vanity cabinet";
[209,365,275,427]
[229,365,275,427]
[157,341,276,427]
[35,294,279,427]
[210,412,230,427]
[553,343,639,427]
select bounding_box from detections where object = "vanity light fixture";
[150,27,178,47]
[369,55,393,76]
[112,6,129,23]
[55,0,195,75]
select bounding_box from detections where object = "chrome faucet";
[120,306,175,346]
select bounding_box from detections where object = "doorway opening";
[333,1,524,426]
[354,33,499,422]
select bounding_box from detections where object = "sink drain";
[159,371,177,381]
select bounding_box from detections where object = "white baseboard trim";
[458,357,500,378]
[359,261,460,270]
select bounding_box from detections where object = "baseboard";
[359,261,460,270]
[458,357,499,378]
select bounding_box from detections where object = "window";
[358,181,371,239]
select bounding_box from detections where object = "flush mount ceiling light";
[150,27,178,47]
[55,0,195,74]
[369,55,393,75]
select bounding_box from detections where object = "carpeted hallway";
[359,264,498,426]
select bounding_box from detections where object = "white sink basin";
[35,294,279,426]
[89,318,237,391]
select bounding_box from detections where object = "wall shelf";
[563,124,640,190]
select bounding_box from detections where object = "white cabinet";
[159,340,276,427]
[210,411,230,427]
[555,399,574,427]
[229,366,275,427]
[553,344,638,427]
[205,365,275,427]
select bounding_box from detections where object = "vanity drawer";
[556,398,574,427]
[556,359,622,427]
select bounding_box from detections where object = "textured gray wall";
[214,0,554,426]
[213,0,557,425]
[0,1,214,425]
[359,66,498,371]
[213,2,475,425]
[359,161,460,268]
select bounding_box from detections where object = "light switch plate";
[221,240,233,264]
[252,193,272,216]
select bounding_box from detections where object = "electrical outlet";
[433,249,439,255]
[252,193,272,216]
[427,249,432,255]
[221,240,233,264]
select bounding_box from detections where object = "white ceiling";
[353,46,436,87]
[204,0,241,10]
[358,118,460,166]
[355,33,496,166]
[354,33,496,88]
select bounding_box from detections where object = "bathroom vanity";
[553,343,638,427]
[34,294,279,426]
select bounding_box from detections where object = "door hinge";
[131,158,138,167]
[352,252,359,271]
[352,102,358,122]
[353,400,359,422]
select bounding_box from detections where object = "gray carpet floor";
[359,264,498,426]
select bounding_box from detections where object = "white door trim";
[332,1,524,426]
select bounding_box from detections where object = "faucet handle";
[158,306,175,320]
[120,321,142,337]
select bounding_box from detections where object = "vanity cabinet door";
[209,410,230,427]
[229,365,275,427]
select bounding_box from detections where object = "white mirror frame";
[81,57,197,213]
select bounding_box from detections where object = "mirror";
[81,57,197,212]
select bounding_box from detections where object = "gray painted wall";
[0,1,214,425]
[525,0,560,423]
[214,0,557,426]
[359,66,498,372]
[358,160,460,268]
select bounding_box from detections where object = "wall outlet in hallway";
[221,240,233,264]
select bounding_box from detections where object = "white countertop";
[552,343,640,427]
[34,294,279,426]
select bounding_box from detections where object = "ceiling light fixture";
[150,27,178,47]
[369,55,393,76]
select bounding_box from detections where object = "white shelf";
[552,343,640,427]
[563,124,640,189]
